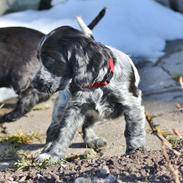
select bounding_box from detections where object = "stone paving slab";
[138,40,183,97]
[138,65,177,95]
[143,89,183,102]
[158,51,183,76]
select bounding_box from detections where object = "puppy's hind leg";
[122,90,146,153]
[82,111,107,150]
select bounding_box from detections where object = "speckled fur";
[35,26,146,162]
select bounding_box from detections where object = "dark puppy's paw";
[0,112,20,123]
[86,137,107,150]
[0,113,19,123]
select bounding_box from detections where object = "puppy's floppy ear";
[40,50,67,77]
[38,35,70,77]
[70,44,106,89]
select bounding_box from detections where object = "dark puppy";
[36,25,146,162]
[0,8,106,123]
[0,27,51,122]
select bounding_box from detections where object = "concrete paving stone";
[138,65,177,95]
[165,39,183,54]
[143,89,183,102]
[158,51,183,76]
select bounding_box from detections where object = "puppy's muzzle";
[33,66,70,94]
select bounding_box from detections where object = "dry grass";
[15,152,50,170]
[32,102,51,111]
[66,149,99,162]
[0,130,44,162]
[0,130,43,144]
[15,151,67,170]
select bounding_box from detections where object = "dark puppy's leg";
[46,89,71,142]
[0,87,49,123]
[82,113,107,150]
[122,90,146,153]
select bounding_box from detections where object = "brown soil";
[0,143,183,183]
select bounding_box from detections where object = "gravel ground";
[0,141,182,183]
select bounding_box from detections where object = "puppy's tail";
[76,16,93,38]
[76,7,106,38]
[88,7,106,30]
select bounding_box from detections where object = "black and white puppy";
[36,23,146,162]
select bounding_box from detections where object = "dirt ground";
[0,140,182,182]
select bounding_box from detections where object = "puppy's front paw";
[35,153,63,165]
[35,153,51,163]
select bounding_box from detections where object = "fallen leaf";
[172,128,182,139]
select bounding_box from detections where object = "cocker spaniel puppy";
[35,23,146,162]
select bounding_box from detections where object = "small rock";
[98,165,110,177]
[36,173,47,181]
[104,175,117,183]
[75,177,92,183]
[36,173,43,179]
[49,173,60,182]
[93,177,105,183]
[8,177,14,181]
[19,176,27,182]
[117,180,124,183]
[106,159,114,166]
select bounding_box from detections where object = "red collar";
[86,58,115,89]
